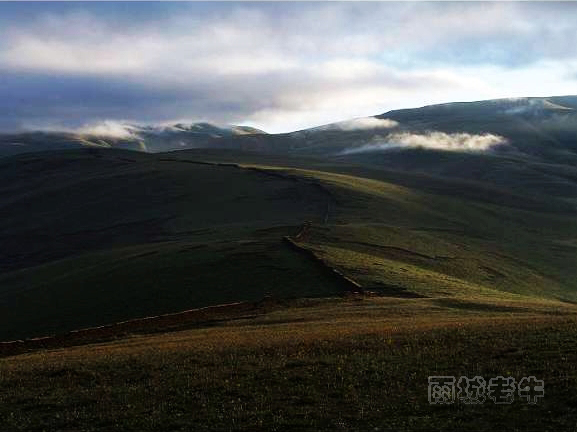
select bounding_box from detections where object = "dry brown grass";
[2,298,577,431]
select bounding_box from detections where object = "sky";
[1,1,577,134]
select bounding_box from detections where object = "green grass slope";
[169,150,577,302]
[271,167,577,301]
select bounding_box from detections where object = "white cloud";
[331,118,399,131]
[342,132,508,154]
[74,121,136,139]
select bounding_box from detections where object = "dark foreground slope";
[0,149,348,340]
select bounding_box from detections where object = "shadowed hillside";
[0,149,348,340]
[2,96,577,342]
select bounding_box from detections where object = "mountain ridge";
[2,95,577,158]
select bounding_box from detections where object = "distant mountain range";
[2,96,577,160]
[0,122,267,157]
[4,95,577,201]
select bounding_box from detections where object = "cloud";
[342,132,508,154]
[500,98,576,116]
[75,121,136,139]
[24,120,138,139]
[329,117,399,131]
[0,3,577,133]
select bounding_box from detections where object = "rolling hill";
[3,96,577,431]
[0,149,343,340]
[1,95,577,342]
[1,147,577,340]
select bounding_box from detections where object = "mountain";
[0,131,145,157]
[2,96,577,341]
[377,96,577,161]
[0,123,266,157]
[333,96,577,202]
[3,96,577,162]
[175,95,577,159]
[159,96,577,207]
[129,122,267,152]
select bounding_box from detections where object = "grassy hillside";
[169,150,577,302]
[2,297,577,431]
[0,150,325,273]
[3,101,577,430]
[3,145,576,341]
[0,149,347,340]
[277,168,577,301]
[2,125,577,343]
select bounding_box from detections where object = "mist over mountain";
[3,96,576,159]
[2,96,577,204]
[0,122,267,156]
